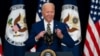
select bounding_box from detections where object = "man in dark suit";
[26,3,76,52]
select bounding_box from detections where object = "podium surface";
[25,52,73,56]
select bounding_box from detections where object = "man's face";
[42,4,55,22]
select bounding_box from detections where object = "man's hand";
[55,28,63,39]
[35,31,46,40]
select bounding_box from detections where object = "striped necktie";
[47,24,51,35]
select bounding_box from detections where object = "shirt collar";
[44,19,54,33]
[44,19,54,25]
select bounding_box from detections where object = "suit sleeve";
[25,24,37,47]
[61,24,75,47]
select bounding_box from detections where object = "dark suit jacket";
[26,20,76,52]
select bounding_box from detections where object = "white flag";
[5,4,28,46]
[61,4,81,45]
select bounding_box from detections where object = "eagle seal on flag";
[61,4,81,44]
[5,5,28,46]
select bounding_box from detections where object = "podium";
[25,52,73,56]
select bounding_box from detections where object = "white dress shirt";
[44,19,54,34]
[35,20,54,42]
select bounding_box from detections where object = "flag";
[35,0,49,22]
[83,0,100,56]
[30,0,49,52]
[4,0,28,56]
[0,37,2,56]
[60,0,81,56]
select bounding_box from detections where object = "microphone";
[44,32,53,46]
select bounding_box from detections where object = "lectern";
[25,52,73,56]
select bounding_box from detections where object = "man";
[26,3,76,52]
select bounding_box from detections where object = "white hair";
[42,3,55,11]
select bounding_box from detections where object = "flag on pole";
[4,0,28,56]
[5,0,28,47]
[30,0,49,52]
[60,0,81,56]
[61,0,81,43]
[0,37,2,56]
[83,0,100,56]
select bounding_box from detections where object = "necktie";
[47,24,51,35]
[46,23,53,46]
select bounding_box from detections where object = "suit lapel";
[53,20,58,33]
[41,20,45,31]
[41,20,58,33]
